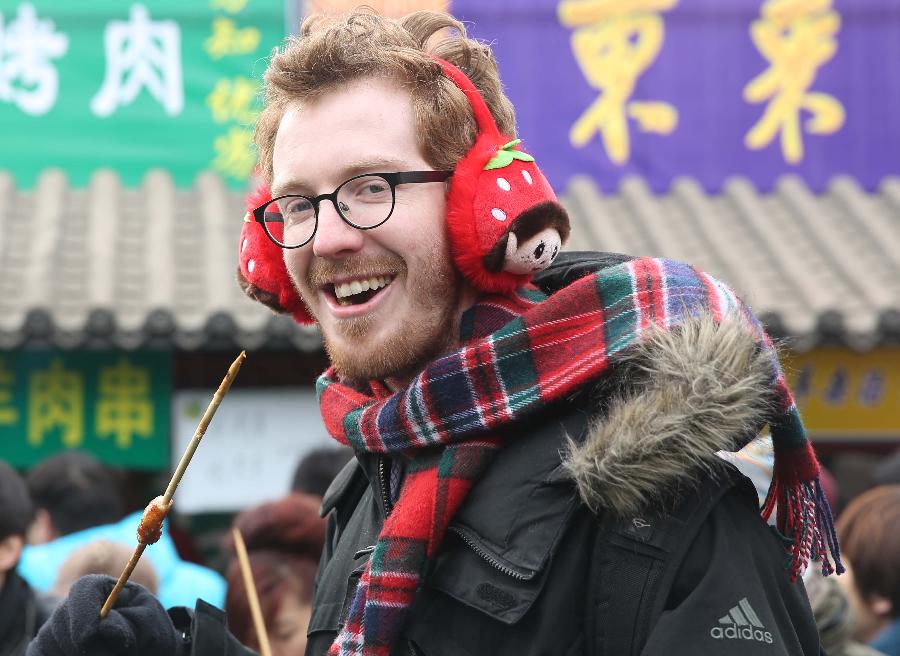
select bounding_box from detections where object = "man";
[30,9,836,656]
[0,462,50,656]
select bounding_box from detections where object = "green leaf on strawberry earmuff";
[484,139,536,170]
[485,150,514,169]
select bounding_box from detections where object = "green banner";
[0,0,283,188]
[0,351,171,469]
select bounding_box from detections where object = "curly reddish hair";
[254,8,516,183]
[224,493,327,649]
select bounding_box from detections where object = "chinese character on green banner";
[0,1,284,189]
[0,352,171,469]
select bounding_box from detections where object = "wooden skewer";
[100,351,247,619]
[233,527,273,656]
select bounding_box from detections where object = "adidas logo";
[709,597,774,644]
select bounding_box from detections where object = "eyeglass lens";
[262,174,395,247]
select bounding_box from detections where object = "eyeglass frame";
[248,170,453,249]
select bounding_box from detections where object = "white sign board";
[172,388,332,513]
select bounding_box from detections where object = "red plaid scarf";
[318,257,842,656]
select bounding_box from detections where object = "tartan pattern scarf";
[318,257,842,656]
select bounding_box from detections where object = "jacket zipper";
[354,545,376,560]
[448,526,531,581]
[378,456,393,517]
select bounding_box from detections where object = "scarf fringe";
[763,474,844,581]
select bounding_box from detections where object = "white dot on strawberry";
[248,259,256,273]
[496,177,511,191]
[491,208,507,221]
[522,170,533,185]
[241,238,248,253]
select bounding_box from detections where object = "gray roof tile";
[0,169,320,351]
[1,169,897,350]
[561,175,900,350]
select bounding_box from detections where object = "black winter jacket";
[187,252,823,655]
[305,413,820,656]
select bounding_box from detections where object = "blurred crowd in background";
[3,444,900,656]
[0,446,352,656]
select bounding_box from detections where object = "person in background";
[0,462,51,656]
[25,451,124,545]
[290,446,353,498]
[804,564,886,656]
[51,540,159,600]
[19,451,225,610]
[224,493,326,656]
[837,485,900,655]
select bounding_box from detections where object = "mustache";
[307,255,406,288]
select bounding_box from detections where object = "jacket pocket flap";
[446,411,588,575]
[427,538,550,625]
[428,494,580,625]
[452,473,580,573]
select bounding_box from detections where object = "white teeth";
[334,276,392,300]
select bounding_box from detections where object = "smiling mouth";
[328,275,394,307]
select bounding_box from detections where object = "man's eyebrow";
[271,157,411,197]
[342,157,409,177]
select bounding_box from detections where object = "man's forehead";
[270,80,425,194]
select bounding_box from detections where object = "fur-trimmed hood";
[563,314,775,518]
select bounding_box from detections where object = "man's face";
[273,77,473,383]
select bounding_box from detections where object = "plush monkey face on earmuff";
[236,58,569,321]
[437,58,569,294]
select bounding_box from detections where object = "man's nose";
[312,199,364,258]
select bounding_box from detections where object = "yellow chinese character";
[212,126,256,180]
[210,0,248,14]
[559,0,679,164]
[0,359,18,426]
[28,359,83,447]
[744,0,845,163]
[204,17,260,59]
[96,359,153,449]
[207,76,259,125]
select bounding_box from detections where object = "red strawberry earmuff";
[237,59,569,321]
[435,57,570,294]
[236,183,313,325]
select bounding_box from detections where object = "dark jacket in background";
[0,572,51,656]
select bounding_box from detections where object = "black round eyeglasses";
[248,170,453,249]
